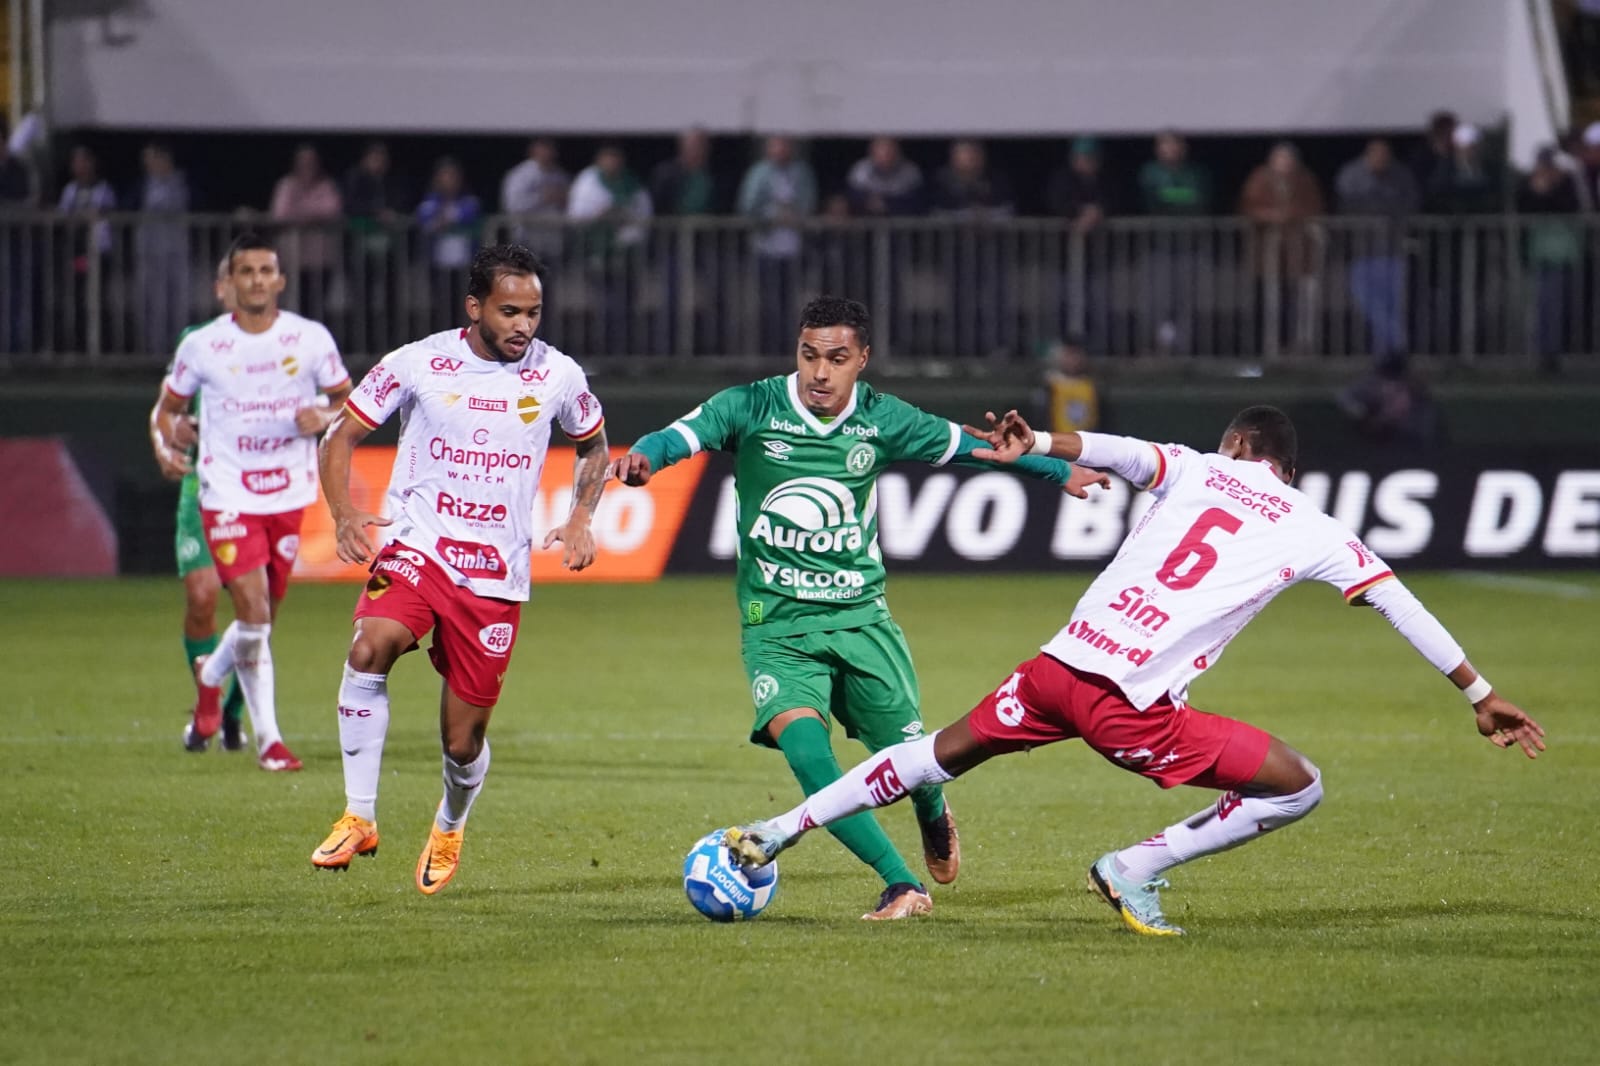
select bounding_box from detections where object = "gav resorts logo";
[749,477,863,552]
[751,673,780,707]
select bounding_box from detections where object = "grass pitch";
[1,573,1595,1066]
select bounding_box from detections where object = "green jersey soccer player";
[611,296,1106,920]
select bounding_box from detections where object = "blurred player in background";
[152,233,351,771]
[610,295,1108,920]
[148,256,250,753]
[726,405,1544,935]
[313,244,608,895]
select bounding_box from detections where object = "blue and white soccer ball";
[683,830,779,922]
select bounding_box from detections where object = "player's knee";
[444,737,483,765]
[1258,766,1322,829]
[347,633,400,675]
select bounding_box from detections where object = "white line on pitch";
[1450,573,1598,600]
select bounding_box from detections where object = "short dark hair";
[1225,405,1298,474]
[226,232,276,268]
[468,243,546,300]
[798,295,871,348]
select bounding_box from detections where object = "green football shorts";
[174,473,211,578]
[741,618,924,751]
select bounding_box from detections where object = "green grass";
[1,573,1596,1066]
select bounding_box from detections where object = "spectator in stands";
[1046,136,1111,352]
[1437,123,1500,215]
[1577,123,1600,210]
[1138,130,1211,353]
[737,135,817,353]
[1516,147,1582,374]
[416,156,483,325]
[343,140,409,350]
[650,127,723,352]
[1238,141,1325,356]
[1335,138,1418,367]
[0,124,35,351]
[1411,110,1458,214]
[847,137,925,217]
[1034,334,1100,435]
[270,143,343,318]
[56,145,116,352]
[568,142,653,351]
[134,141,191,353]
[650,127,719,217]
[1336,357,1439,449]
[933,139,1015,355]
[500,137,569,260]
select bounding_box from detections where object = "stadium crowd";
[3,110,1600,369]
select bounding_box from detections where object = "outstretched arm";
[607,424,694,486]
[964,411,1166,490]
[945,430,1108,498]
[1360,578,1546,759]
[545,428,608,570]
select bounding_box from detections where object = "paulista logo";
[748,477,864,553]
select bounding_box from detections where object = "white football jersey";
[164,311,349,513]
[345,330,604,602]
[1043,440,1395,709]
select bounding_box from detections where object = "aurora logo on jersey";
[748,477,864,553]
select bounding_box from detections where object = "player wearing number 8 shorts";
[723,406,1546,936]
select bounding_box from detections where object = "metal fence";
[1,211,1595,366]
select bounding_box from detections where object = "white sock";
[199,622,239,687]
[437,741,490,832]
[232,621,281,751]
[337,665,390,822]
[1114,772,1324,884]
[771,734,953,840]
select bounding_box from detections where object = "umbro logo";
[763,440,794,462]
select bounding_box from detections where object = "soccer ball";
[682,830,779,922]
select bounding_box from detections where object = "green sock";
[222,680,245,725]
[183,633,219,673]
[776,717,921,889]
[909,784,946,826]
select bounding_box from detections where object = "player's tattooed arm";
[547,427,609,570]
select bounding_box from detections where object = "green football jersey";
[632,373,1073,638]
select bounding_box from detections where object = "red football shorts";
[352,541,521,707]
[965,653,1272,791]
[201,507,305,601]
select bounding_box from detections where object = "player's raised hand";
[1474,694,1547,759]
[1064,465,1111,499]
[963,410,1036,462]
[544,518,597,571]
[606,452,653,486]
[333,509,391,565]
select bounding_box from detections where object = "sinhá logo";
[751,674,780,707]
[749,477,864,553]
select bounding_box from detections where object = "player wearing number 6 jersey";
[724,405,1546,935]
[611,295,1107,920]
[312,244,609,894]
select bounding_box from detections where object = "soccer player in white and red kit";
[725,406,1546,935]
[153,233,351,771]
[311,244,609,894]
